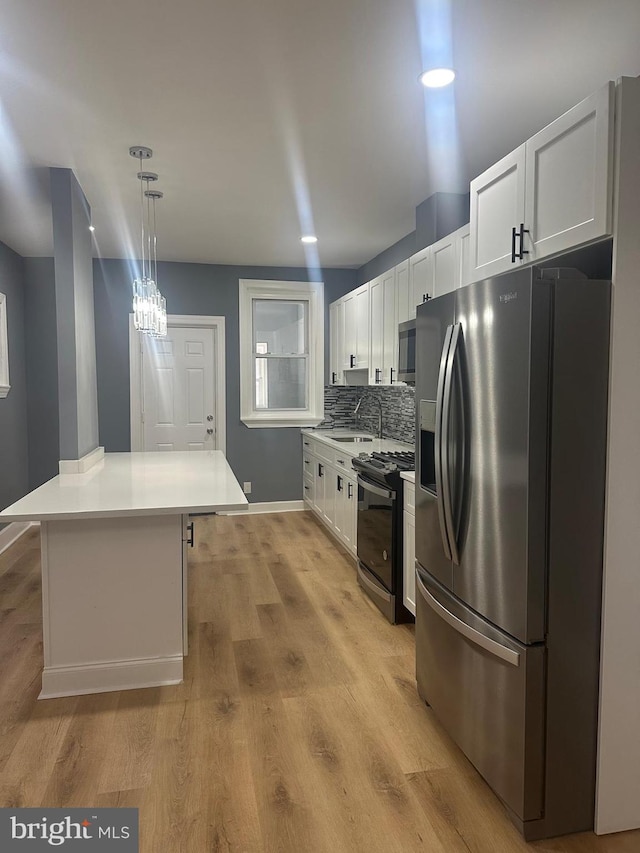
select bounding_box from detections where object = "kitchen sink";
[332,436,373,443]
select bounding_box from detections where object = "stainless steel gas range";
[351,450,414,624]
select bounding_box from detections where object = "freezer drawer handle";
[416,572,520,667]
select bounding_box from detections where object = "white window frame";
[239,279,324,428]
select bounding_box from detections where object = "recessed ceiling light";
[89,225,96,232]
[419,68,455,88]
[300,235,318,244]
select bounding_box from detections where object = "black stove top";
[351,449,415,483]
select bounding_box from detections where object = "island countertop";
[0,451,248,522]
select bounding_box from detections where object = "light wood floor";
[0,513,638,853]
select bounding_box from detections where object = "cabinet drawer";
[333,449,355,471]
[303,452,314,474]
[313,441,335,464]
[301,436,314,452]
[404,482,415,515]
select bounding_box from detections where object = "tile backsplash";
[318,385,416,445]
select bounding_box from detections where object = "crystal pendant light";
[129,146,167,337]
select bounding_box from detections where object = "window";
[239,279,324,427]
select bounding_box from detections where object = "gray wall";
[51,168,99,461]
[24,258,59,489]
[0,241,28,523]
[93,259,356,503]
[356,191,470,285]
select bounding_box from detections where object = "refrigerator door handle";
[442,323,462,565]
[416,570,521,667]
[434,325,454,560]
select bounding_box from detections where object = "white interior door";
[142,325,216,451]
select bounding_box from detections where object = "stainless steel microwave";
[398,319,416,383]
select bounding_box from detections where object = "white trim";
[239,279,324,428]
[222,500,305,515]
[130,314,226,454]
[0,292,9,398]
[58,446,104,475]
[0,521,37,556]
[39,655,184,699]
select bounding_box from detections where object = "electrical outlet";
[243,482,252,494]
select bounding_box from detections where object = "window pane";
[255,357,307,410]
[253,300,307,354]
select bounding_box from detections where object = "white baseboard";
[59,446,104,475]
[223,499,305,516]
[0,521,38,556]
[39,654,184,699]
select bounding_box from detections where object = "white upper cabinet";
[470,145,527,281]
[430,231,458,297]
[458,224,471,288]
[395,259,411,325]
[343,282,370,370]
[369,268,397,385]
[470,81,614,281]
[409,246,432,318]
[524,81,614,261]
[329,299,344,385]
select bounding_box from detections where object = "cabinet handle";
[390,368,395,384]
[348,483,354,499]
[350,354,356,368]
[304,485,310,491]
[511,226,517,263]
[187,522,195,548]
[318,463,324,477]
[337,475,343,492]
[422,293,431,302]
[375,367,381,384]
[517,223,530,259]
[337,458,345,464]
[304,459,310,465]
[303,441,310,446]
[331,371,337,384]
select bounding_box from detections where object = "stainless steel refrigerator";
[415,266,610,840]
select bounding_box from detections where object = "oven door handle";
[356,475,395,501]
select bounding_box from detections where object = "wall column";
[50,168,99,462]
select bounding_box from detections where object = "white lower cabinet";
[302,437,357,557]
[403,481,416,616]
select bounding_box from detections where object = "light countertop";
[301,428,413,456]
[400,471,415,484]
[0,451,248,522]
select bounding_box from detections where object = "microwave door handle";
[442,323,462,565]
[434,325,454,560]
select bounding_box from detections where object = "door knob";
[207,428,214,435]
[207,414,213,421]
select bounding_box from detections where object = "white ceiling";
[0,0,639,269]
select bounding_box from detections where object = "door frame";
[129,314,226,454]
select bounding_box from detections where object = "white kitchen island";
[0,451,247,698]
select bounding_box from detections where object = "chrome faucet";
[354,394,383,439]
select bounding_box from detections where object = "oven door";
[356,475,395,591]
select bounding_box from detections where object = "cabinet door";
[470,145,526,281]
[409,247,432,318]
[343,292,357,369]
[381,268,397,384]
[395,259,411,325]
[354,284,370,368]
[343,475,357,556]
[524,81,614,261]
[334,471,346,538]
[458,224,471,287]
[369,276,384,385]
[323,463,336,527]
[313,459,325,516]
[329,300,344,385]
[430,233,458,297]
[403,511,416,616]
